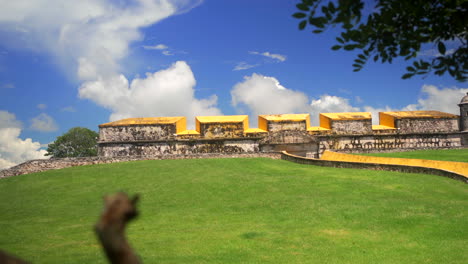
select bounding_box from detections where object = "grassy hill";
[0,157,467,263]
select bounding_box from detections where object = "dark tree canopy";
[293,0,467,81]
[46,127,98,158]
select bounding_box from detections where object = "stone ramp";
[320,150,468,177]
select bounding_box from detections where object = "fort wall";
[97,111,466,158]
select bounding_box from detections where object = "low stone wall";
[317,133,463,156]
[281,151,468,183]
[0,152,281,178]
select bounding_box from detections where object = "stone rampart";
[0,152,281,178]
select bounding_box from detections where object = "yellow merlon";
[196,115,248,123]
[320,150,468,177]
[99,117,185,127]
[320,112,371,120]
[259,114,310,122]
[381,111,458,119]
[258,114,310,131]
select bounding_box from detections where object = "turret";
[459,92,468,131]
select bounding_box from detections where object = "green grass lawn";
[0,158,467,263]
[359,148,468,162]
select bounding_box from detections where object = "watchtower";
[459,92,468,131]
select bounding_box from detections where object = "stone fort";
[98,93,468,158]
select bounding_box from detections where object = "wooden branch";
[94,192,141,264]
[0,250,30,264]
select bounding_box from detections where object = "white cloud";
[162,50,174,56]
[143,44,169,50]
[79,61,221,128]
[61,106,76,112]
[1,83,14,89]
[37,103,47,110]
[231,73,309,121]
[249,51,287,62]
[403,85,468,113]
[0,0,207,126]
[0,111,47,170]
[309,95,360,124]
[230,73,467,127]
[233,62,259,71]
[30,113,58,132]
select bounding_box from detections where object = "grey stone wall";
[318,133,463,156]
[396,118,459,133]
[330,120,372,135]
[267,121,306,132]
[99,124,177,142]
[99,139,259,157]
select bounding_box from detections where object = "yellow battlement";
[319,112,371,130]
[99,117,187,133]
[195,115,249,133]
[380,111,458,128]
[259,114,310,131]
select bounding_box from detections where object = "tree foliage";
[46,127,99,158]
[293,0,467,81]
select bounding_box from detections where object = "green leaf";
[336,37,344,44]
[293,12,307,19]
[296,3,310,11]
[373,55,379,62]
[344,45,356,51]
[406,66,415,72]
[358,54,366,60]
[437,42,446,55]
[402,73,413,79]
[313,29,323,33]
[331,45,342,50]
[299,20,307,30]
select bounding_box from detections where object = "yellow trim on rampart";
[99,117,186,129]
[320,150,468,177]
[372,125,396,130]
[258,114,310,131]
[245,128,268,133]
[307,126,330,131]
[176,130,200,135]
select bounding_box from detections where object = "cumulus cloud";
[30,113,59,132]
[230,73,467,126]
[231,74,309,125]
[79,61,221,128]
[249,51,287,62]
[403,85,468,113]
[0,111,47,170]
[0,0,215,127]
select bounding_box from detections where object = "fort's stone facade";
[98,107,467,159]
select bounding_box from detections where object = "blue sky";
[0,0,466,169]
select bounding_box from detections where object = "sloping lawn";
[359,148,468,162]
[0,158,467,263]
